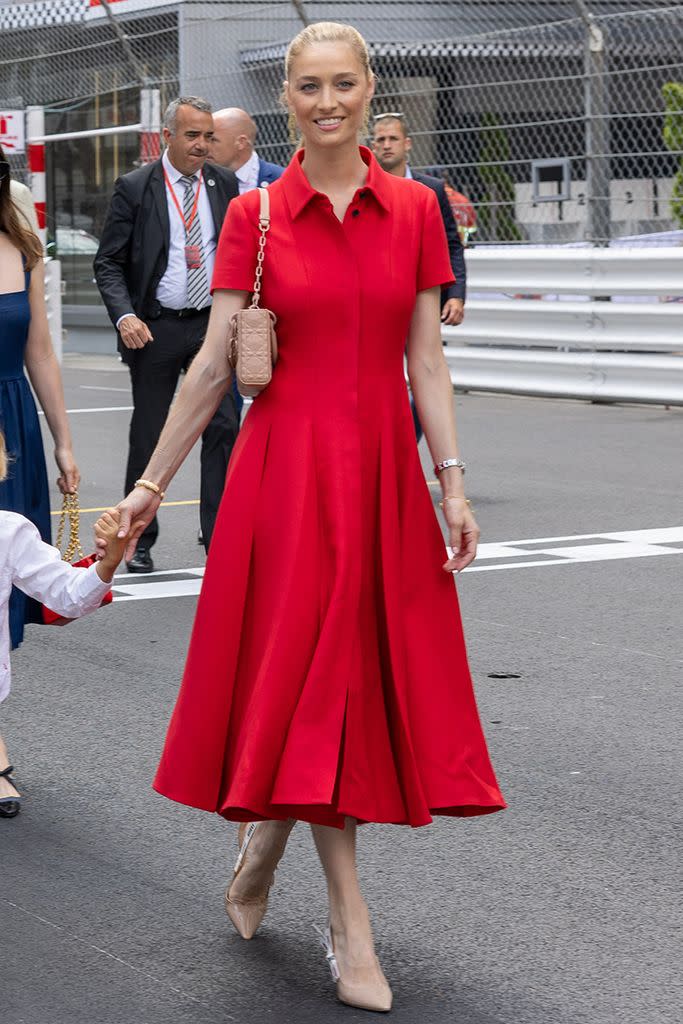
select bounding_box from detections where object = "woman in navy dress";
[0,146,80,816]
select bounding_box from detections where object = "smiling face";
[163,104,214,176]
[285,40,375,151]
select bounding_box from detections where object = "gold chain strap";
[250,188,270,310]
[55,493,85,563]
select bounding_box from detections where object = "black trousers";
[123,311,239,552]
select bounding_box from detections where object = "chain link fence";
[1,0,681,291]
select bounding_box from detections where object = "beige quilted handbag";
[229,187,278,397]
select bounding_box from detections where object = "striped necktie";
[179,174,211,310]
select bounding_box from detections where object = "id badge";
[184,244,202,270]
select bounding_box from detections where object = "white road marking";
[111,526,683,603]
[466,526,683,573]
[80,385,131,393]
[39,406,134,415]
[113,566,205,581]
[114,579,204,601]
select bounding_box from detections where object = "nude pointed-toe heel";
[224,822,274,940]
[316,925,393,1013]
[224,888,271,940]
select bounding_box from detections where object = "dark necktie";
[179,175,210,310]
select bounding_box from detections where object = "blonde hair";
[285,21,374,82]
[0,431,7,483]
[284,22,375,145]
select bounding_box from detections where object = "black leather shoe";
[0,765,21,818]
[126,546,154,574]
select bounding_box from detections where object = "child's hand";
[94,509,128,581]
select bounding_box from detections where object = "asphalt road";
[3,354,681,1024]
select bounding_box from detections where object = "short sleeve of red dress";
[416,187,456,293]
[211,194,259,293]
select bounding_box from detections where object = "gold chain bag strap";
[228,187,278,398]
[42,492,112,626]
[55,492,85,562]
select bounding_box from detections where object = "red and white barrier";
[26,105,46,249]
[140,88,161,165]
[25,89,161,245]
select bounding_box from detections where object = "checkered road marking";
[110,527,683,602]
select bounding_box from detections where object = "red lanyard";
[163,167,203,236]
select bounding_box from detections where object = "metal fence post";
[575,1,611,246]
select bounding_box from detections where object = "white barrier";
[44,259,62,363]
[464,246,683,296]
[446,300,683,353]
[444,347,683,405]
[443,246,683,405]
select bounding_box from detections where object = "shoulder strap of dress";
[21,253,30,290]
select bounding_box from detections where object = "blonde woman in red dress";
[112,21,505,1014]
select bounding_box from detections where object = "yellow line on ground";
[53,485,441,515]
[51,499,200,515]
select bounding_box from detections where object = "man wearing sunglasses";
[372,113,466,326]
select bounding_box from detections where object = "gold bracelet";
[439,496,472,510]
[135,478,165,501]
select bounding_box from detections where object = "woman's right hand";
[95,488,161,560]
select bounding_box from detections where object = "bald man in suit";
[211,107,284,191]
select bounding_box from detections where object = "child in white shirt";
[0,431,128,817]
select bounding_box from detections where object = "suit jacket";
[257,158,285,187]
[411,169,466,302]
[94,158,239,329]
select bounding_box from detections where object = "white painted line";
[80,385,131,393]
[115,580,204,602]
[113,566,205,582]
[109,526,683,602]
[39,406,134,415]
[466,549,683,573]
[465,526,683,572]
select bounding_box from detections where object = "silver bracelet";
[434,458,466,475]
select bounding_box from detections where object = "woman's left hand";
[54,446,80,495]
[441,498,480,573]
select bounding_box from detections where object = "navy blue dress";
[0,260,51,648]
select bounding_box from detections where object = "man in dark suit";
[210,108,284,190]
[372,114,466,325]
[94,96,239,572]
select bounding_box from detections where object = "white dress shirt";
[155,149,217,309]
[0,512,112,703]
[235,149,261,195]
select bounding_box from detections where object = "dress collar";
[281,146,391,219]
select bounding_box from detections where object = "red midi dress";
[153,148,505,828]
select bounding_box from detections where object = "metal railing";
[443,246,683,404]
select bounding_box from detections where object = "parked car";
[46,227,101,305]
